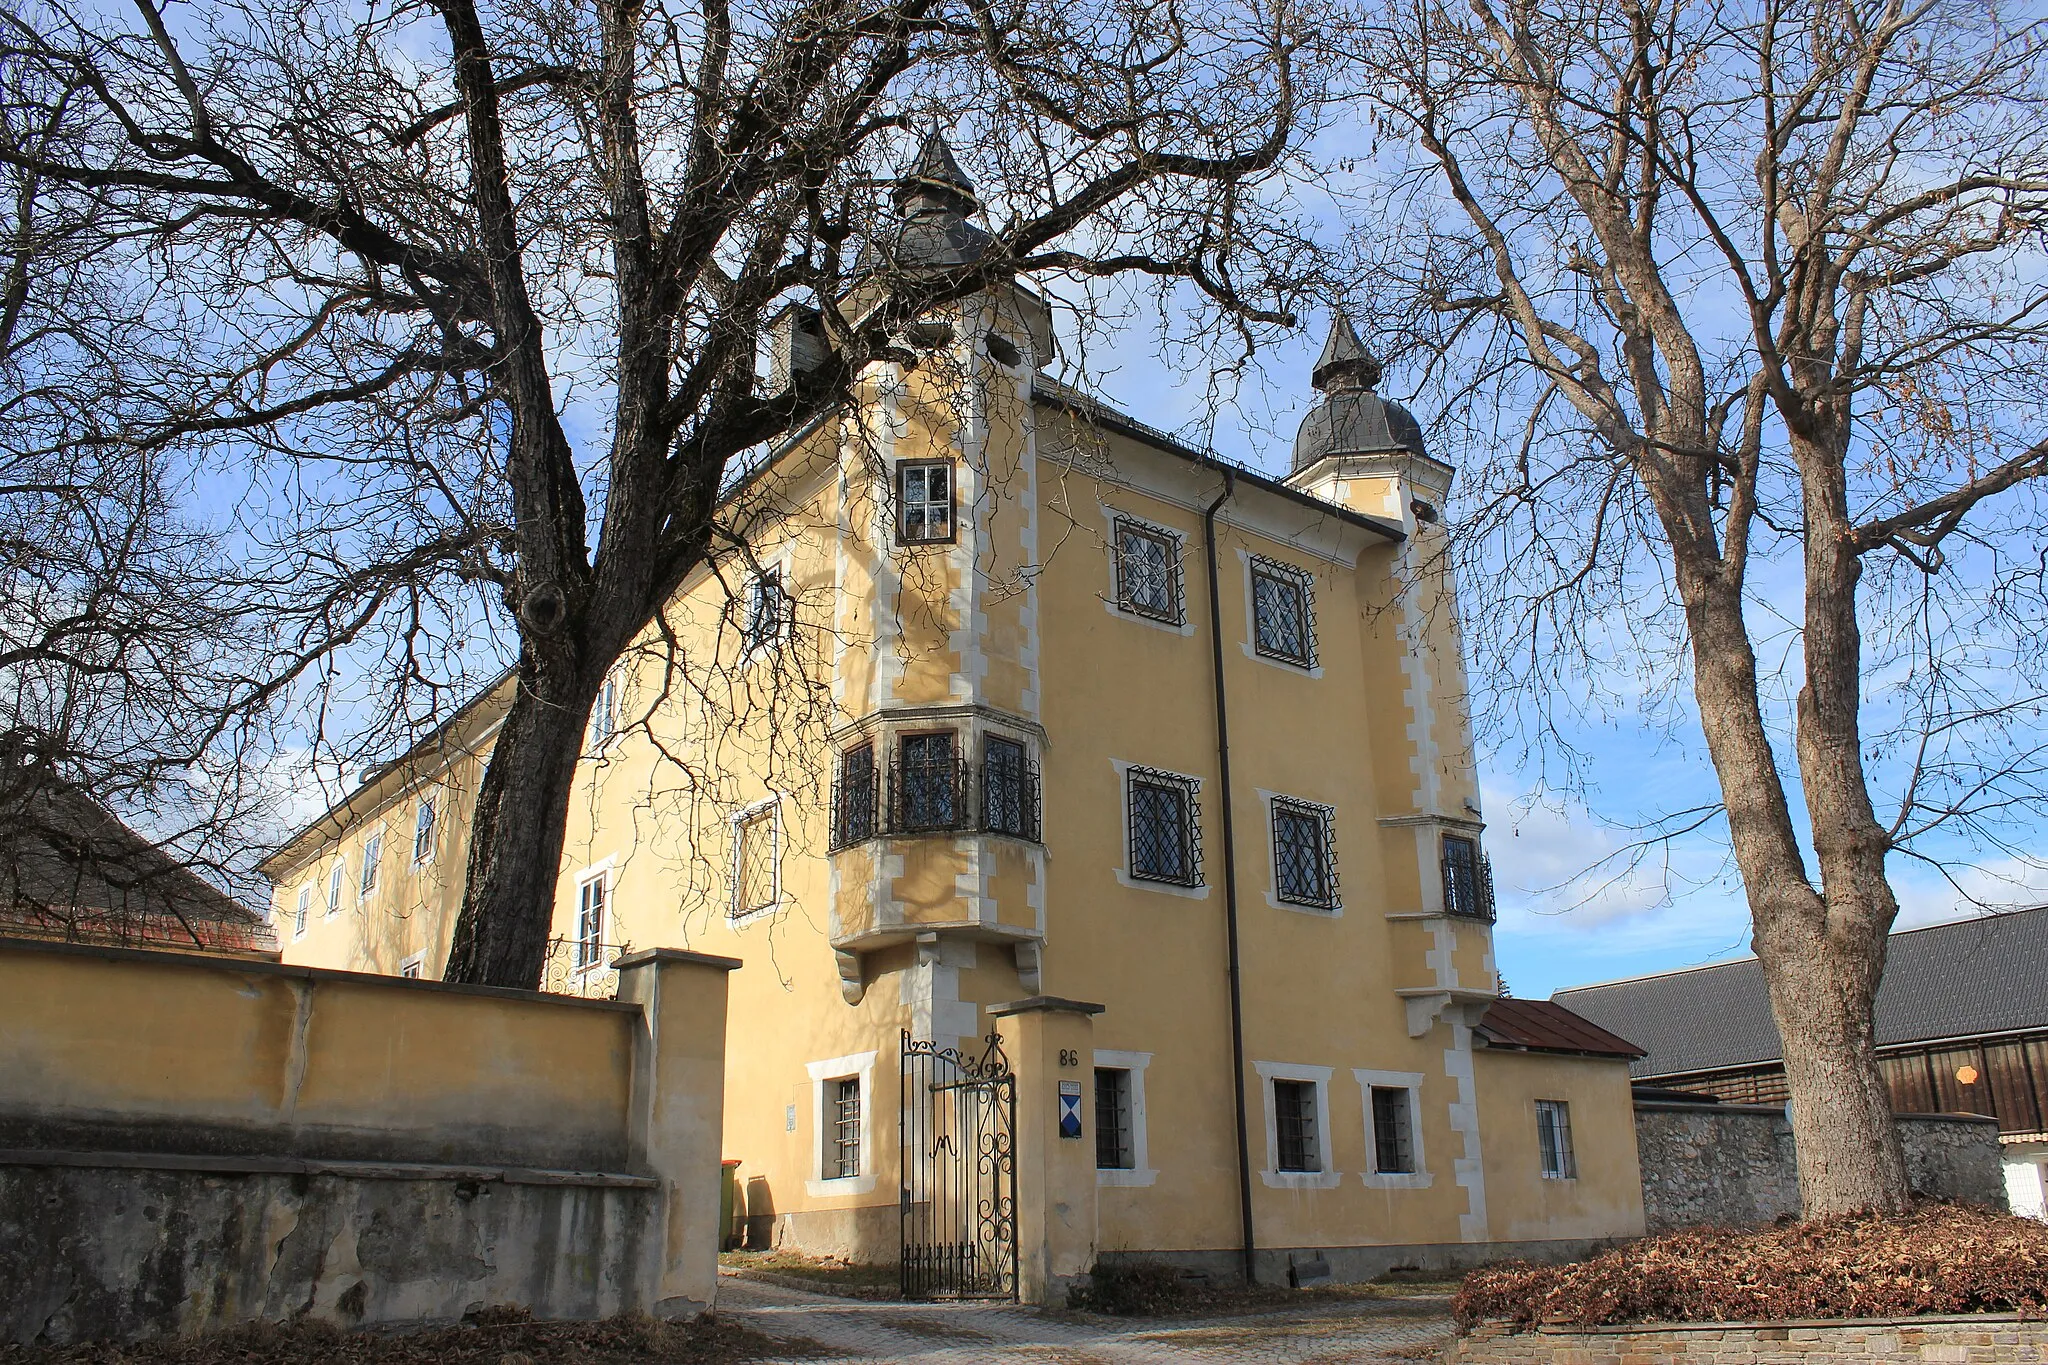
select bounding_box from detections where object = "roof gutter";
[1203,471,1257,1287]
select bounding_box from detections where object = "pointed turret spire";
[893,128,979,219]
[1311,315,1382,393]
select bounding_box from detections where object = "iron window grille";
[982,736,1040,840]
[574,875,607,972]
[1371,1086,1416,1174]
[1127,766,1202,887]
[743,569,790,650]
[1274,1079,1320,1172]
[1095,1068,1135,1170]
[1112,517,1184,624]
[1249,555,1318,668]
[892,733,964,833]
[732,807,778,916]
[832,1077,862,1179]
[1536,1099,1577,1179]
[413,798,436,865]
[1441,835,1497,921]
[1272,797,1339,910]
[831,743,879,850]
[896,459,956,544]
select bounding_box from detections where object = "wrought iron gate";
[899,1029,1017,1299]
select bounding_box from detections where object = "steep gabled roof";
[1553,905,2048,1078]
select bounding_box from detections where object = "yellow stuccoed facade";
[262,281,1645,1291]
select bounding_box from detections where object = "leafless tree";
[1336,0,2048,1214]
[0,0,1319,986]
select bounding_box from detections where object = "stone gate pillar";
[990,995,1104,1305]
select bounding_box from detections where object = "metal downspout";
[1203,472,1257,1285]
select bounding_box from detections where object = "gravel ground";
[716,1273,1455,1363]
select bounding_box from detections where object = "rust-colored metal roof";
[1477,997,1646,1059]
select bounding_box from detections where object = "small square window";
[1274,1079,1320,1173]
[733,805,779,916]
[1250,557,1316,667]
[1095,1068,1135,1170]
[413,797,436,865]
[1127,767,1201,887]
[831,1077,862,1179]
[1537,1099,1576,1179]
[1371,1086,1416,1174]
[897,460,955,544]
[574,874,607,972]
[400,954,425,980]
[1272,798,1338,910]
[1113,519,1182,624]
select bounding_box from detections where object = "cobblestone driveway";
[716,1275,1454,1363]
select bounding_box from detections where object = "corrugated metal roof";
[1475,997,1646,1059]
[1552,906,2048,1079]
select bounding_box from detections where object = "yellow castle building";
[262,136,1647,1299]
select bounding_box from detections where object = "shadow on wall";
[744,1175,778,1249]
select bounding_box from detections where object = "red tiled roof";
[1477,997,1645,1059]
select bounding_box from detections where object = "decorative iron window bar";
[1271,796,1339,910]
[1112,516,1185,625]
[1126,766,1203,887]
[830,751,1041,843]
[1441,836,1497,922]
[1249,554,1319,669]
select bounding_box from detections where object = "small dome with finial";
[1292,316,1428,474]
[883,129,992,273]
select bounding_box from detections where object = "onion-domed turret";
[1292,317,1429,475]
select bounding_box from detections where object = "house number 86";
[1059,1049,1079,1067]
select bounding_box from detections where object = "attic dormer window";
[896,460,955,544]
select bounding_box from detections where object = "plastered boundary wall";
[1636,1101,2007,1233]
[0,938,737,1345]
[1449,1314,2048,1363]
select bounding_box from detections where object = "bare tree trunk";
[444,659,599,988]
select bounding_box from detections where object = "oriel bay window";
[1127,767,1202,887]
[982,735,1039,839]
[1249,556,1317,668]
[896,459,955,544]
[1271,797,1339,910]
[831,743,878,849]
[893,732,961,832]
[1442,834,1496,921]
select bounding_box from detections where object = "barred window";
[744,569,789,650]
[1371,1086,1416,1174]
[1272,797,1338,910]
[733,806,778,916]
[1537,1100,1576,1179]
[1250,557,1316,667]
[294,886,311,938]
[413,797,436,865]
[831,1077,862,1179]
[1113,519,1182,623]
[897,732,958,831]
[1127,767,1201,887]
[897,460,955,544]
[359,832,382,898]
[1274,1079,1320,1172]
[1442,835,1495,920]
[983,735,1036,839]
[575,873,606,972]
[833,743,877,848]
[1095,1068,1134,1170]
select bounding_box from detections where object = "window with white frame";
[589,673,619,748]
[1355,1069,1429,1187]
[806,1050,877,1194]
[574,872,607,972]
[1256,1062,1337,1187]
[732,802,779,917]
[1537,1099,1577,1179]
[1112,517,1183,624]
[1270,796,1338,910]
[1091,1048,1156,1185]
[413,797,436,865]
[359,831,382,899]
[1127,766,1202,887]
[400,954,425,980]
[1275,1079,1320,1172]
[1249,555,1317,668]
[326,862,344,917]
[293,885,312,938]
[743,568,790,651]
[896,459,955,544]
[829,1077,861,1179]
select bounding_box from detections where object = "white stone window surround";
[728,795,783,922]
[399,952,426,980]
[805,1049,878,1196]
[1098,502,1195,636]
[293,884,312,939]
[1238,549,1324,678]
[1354,1068,1433,1190]
[1110,758,1209,900]
[572,855,616,975]
[1253,1060,1341,1189]
[1256,788,1342,917]
[1094,1048,1159,1187]
[325,860,346,918]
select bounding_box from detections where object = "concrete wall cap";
[986,995,1107,1017]
[611,947,744,973]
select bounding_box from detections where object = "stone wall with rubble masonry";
[1450,1315,2048,1364]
